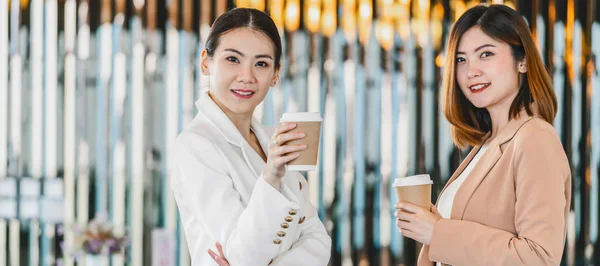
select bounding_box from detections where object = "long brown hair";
[442,4,557,148]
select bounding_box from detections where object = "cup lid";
[280,112,323,122]
[393,174,433,187]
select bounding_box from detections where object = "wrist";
[263,174,282,190]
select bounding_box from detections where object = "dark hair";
[205,8,282,70]
[442,4,557,148]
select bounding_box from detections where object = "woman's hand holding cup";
[264,123,307,190]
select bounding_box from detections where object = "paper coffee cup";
[279,112,322,171]
[393,174,433,209]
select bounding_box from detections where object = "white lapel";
[196,90,271,179]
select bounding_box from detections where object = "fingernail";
[295,153,301,158]
[301,133,306,137]
[301,145,307,149]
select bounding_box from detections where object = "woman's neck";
[209,93,254,142]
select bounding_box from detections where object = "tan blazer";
[418,109,572,266]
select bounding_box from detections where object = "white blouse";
[435,145,488,266]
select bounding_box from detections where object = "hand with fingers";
[394,202,443,245]
[263,123,307,190]
[208,242,230,266]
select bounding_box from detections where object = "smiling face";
[201,27,279,117]
[455,26,527,112]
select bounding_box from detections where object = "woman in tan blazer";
[394,4,572,266]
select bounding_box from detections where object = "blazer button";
[299,181,303,190]
[281,222,289,229]
[289,210,297,215]
[299,216,306,224]
[285,216,293,222]
[277,231,286,237]
[273,238,282,245]
[268,259,274,265]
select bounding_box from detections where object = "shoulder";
[175,115,225,162]
[512,117,561,148]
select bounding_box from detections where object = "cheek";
[455,68,468,89]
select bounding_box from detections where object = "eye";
[456,57,466,63]
[226,56,239,63]
[255,61,269,67]
[481,51,494,58]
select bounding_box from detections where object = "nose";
[237,63,256,84]
[466,61,482,79]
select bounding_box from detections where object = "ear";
[201,49,210,75]
[518,58,527,73]
[271,67,280,87]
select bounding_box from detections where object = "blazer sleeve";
[171,132,304,266]
[270,177,332,265]
[427,128,570,265]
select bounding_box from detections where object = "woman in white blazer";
[170,8,331,266]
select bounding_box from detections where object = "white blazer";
[171,90,332,266]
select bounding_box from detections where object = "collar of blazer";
[195,90,273,178]
[436,103,540,219]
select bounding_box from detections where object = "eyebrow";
[456,44,496,55]
[223,48,274,60]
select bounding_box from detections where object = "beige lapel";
[436,108,538,220]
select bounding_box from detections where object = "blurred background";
[0,0,599,265]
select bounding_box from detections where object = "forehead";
[216,27,275,56]
[457,26,506,52]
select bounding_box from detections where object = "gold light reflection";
[377,0,395,50]
[270,0,285,30]
[396,1,411,40]
[431,2,444,50]
[250,0,265,11]
[412,0,430,47]
[503,0,516,10]
[305,0,321,33]
[453,1,467,21]
[343,0,357,41]
[358,0,373,45]
[435,54,444,67]
[378,20,395,50]
[285,0,300,32]
[321,0,337,37]
[235,0,251,8]
[565,0,574,81]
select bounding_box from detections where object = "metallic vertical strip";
[422,41,435,173]
[572,20,583,239]
[536,15,546,63]
[308,34,322,211]
[293,32,309,111]
[29,0,44,265]
[109,5,126,265]
[76,0,91,252]
[365,31,382,258]
[97,22,112,213]
[0,0,7,180]
[177,29,186,266]
[111,53,127,266]
[333,30,347,257]
[165,22,179,233]
[130,40,145,266]
[389,40,403,258]
[30,0,44,179]
[62,2,77,266]
[405,36,418,175]
[590,21,600,251]
[553,22,565,138]
[352,44,367,253]
[380,51,392,252]
[0,1,7,264]
[343,39,359,262]
[42,1,59,263]
[438,33,453,184]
